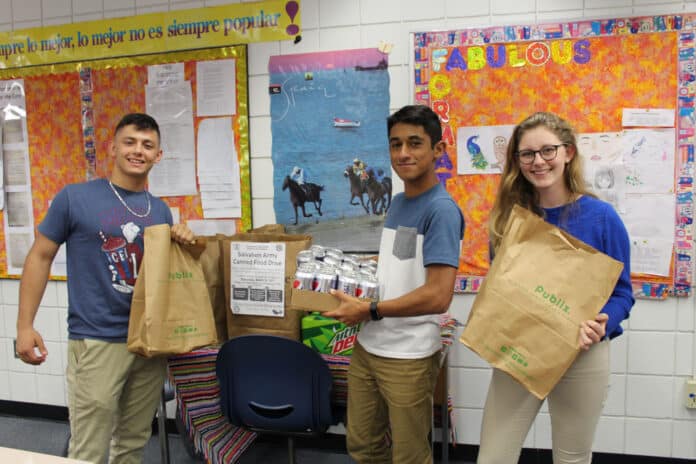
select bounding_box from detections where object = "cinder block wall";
[0,0,694,459]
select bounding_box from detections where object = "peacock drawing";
[467,135,488,170]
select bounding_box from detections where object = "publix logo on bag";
[173,325,198,335]
[169,271,193,280]
[500,345,528,367]
[534,285,570,314]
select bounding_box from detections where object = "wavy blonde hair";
[489,112,595,251]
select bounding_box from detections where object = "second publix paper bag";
[460,205,623,399]
[128,225,217,357]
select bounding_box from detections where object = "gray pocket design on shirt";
[392,226,417,260]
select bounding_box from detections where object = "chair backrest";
[216,335,334,435]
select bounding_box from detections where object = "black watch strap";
[369,301,383,321]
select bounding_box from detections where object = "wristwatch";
[369,300,383,321]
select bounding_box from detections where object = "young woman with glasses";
[478,112,635,464]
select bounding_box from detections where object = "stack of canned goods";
[294,245,379,299]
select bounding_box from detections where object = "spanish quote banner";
[0,0,300,68]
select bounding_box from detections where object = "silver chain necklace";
[108,181,151,218]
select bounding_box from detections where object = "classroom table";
[0,447,90,464]
[168,314,459,464]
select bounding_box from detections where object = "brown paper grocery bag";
[198,234,229,343]
[222,232,311,341]
[248,223,286,234]
[128,224,217,357]
[460,205,623,399]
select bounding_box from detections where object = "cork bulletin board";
[0,45,251,278]
[413,14,694,299]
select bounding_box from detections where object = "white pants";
[477,340,610,464]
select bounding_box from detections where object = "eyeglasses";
[516,144,567,165]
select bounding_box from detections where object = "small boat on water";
[333,117,361,128]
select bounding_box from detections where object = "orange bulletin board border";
[413,15,694,299]
[0,45,251,279]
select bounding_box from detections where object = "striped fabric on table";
[321,354,351,405]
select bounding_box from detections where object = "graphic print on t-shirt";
[100,221,144,294]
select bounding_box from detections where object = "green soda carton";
[301,313,359,356]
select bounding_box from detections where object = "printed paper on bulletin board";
[414,18,691,298]
[0,46,251,279]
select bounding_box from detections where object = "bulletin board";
[0,45,251,278]
[412,14,694,299]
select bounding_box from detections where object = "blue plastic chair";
[215,335,335,464]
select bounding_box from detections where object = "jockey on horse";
[352,158,369,181]
[290,166,317,197]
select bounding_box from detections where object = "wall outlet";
[686,379,696,409]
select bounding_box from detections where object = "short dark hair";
[387,105,442,147]
[114,113,160,141]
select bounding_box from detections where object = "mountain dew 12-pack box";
[301,313,359,356]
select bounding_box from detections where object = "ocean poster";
[269,49,390,252]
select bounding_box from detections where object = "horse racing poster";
[269,48,391,252]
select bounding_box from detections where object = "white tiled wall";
[1,281,67,406]
[1,0,695,460]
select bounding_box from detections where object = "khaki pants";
[477,340,610,464]
[346,342,440,464]
[67,339,167,464]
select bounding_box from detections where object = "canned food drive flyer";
[229,241,286,317]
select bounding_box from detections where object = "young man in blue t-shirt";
[326,105,465,463]
[16,113,195,463]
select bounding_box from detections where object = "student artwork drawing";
[580,128,675,213]
[578,132,625,212]
[593,164,627,213]
[620,128,676,195]
[457,125,515,175]
[577,132,622,164]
